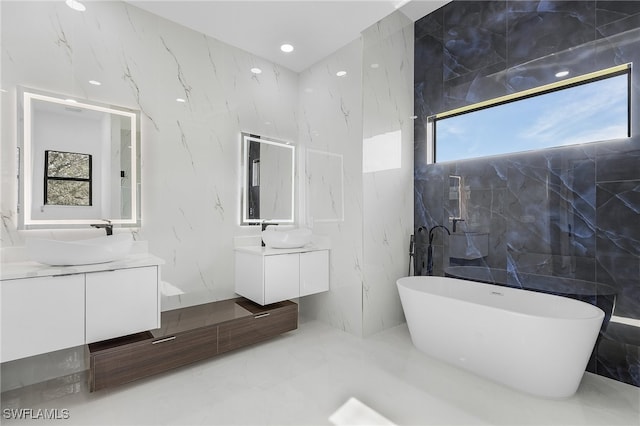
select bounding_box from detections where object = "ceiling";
[126,1,448,73]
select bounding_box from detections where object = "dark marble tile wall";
[414,1,640,387]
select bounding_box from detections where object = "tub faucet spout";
[427,225,450,275]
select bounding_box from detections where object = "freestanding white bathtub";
[397,276,604,398]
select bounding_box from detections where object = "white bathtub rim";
[397,276,605,321]
[397,276,604,398]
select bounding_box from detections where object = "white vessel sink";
[262,226,312,249]
[26,233,133,266]
[449,232,489,260]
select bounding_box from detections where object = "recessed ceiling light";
[251,68,262,74]
[65,0,86,12]
[370,63,379,69]
[555,70,570,78]
[176,98,186,103]
[336,71,347,77]
[280,44,294,53]
[89,80,101,86]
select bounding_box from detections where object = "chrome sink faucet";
[260,221,275,246]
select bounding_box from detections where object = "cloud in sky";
[435,73,629,162]
[517,76,627,144]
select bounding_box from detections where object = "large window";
[44,150,92,206]
[430,64,631,163]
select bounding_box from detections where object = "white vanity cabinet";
[85,266,160,343]
[0,254,163,362]
[235,247,329,305]
[299,250,330,297]
[262,254,301,305]
[1,275,85,363]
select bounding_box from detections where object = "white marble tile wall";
[306,149,345,222]
[1,1,298,302]
[298,12,415,337]
[1,0,298,388]
[1,0,417,389]
[297,40,365,336]
[361,12,414,336]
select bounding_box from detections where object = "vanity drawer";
[89,326,218,391]
[218,302,298,354]
[88,298,298,391]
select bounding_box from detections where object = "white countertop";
[235,244,329,256]
[1,253,165,281]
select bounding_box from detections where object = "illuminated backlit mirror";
[429,63,631,163]
[240,132,295,225]
[18,88,140,228]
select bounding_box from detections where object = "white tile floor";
[2,318,639,425]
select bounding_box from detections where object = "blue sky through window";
[435,73,629,163]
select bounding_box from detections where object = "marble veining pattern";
[297,39,364,336]
[362,11,415,337]
[1,0,299,385]
[0,253,163,281]
[414,0,640,387]
[305,149,344,223]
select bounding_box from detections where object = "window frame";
[428,63,632,164]
[43,149,93,206]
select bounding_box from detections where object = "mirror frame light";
[240,132,295,226]
[18,88,140,228]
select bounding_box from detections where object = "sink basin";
[262,226,312,249]
[449,232,489,260]
[26,234,133,266]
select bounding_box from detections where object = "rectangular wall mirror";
[18,88,141,228]
[240,132,295,225]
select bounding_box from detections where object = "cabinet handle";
[151,336,176,345]
[254,313,270,319]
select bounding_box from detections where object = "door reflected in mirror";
[240,132,295,225]
[18,88,140,228]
